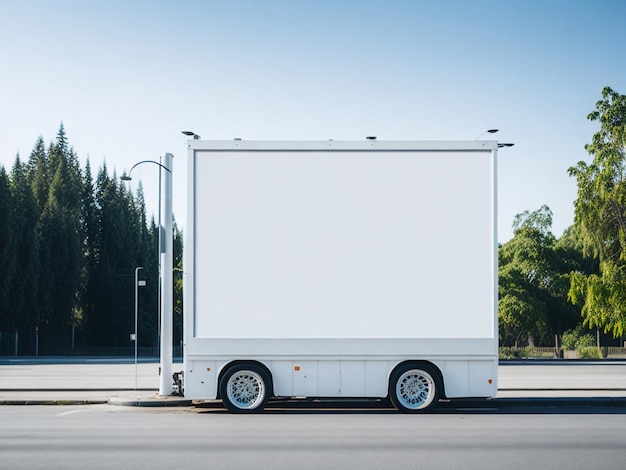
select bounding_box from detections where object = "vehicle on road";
[182,139,499,413]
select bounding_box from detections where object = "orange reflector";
[488,379,493,384]
[294,365,301,371]
[206,367,211,372]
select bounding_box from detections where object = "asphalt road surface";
[2,360,626,469]
[1,403,625,470]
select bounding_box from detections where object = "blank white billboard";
[192,148,495,339]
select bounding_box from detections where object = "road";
[1,360,626,469]
[1,403,625,470]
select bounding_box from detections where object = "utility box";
[183,139,499,413]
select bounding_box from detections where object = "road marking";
[57,409,83,417]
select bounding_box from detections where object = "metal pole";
[159,153,174,395]
[157,155,162,353]
[134,266,142,390]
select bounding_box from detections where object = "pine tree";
[82,166,138,347]
[76,159,98,348]
[0,166,15,332]
[135,184,159,349]
[37,124,84,351]
[173,221,184,353]
[27,136,49,213]
[9,157,40,353]
[5,126,185,354]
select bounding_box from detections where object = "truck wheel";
[219,364,271,413]
[389,364,440,413]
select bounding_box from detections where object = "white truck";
[182,139,498,413]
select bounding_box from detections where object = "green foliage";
[0,167,14,331]
[498,346,554,359]
[173,222,184,349]
[561,325,595,351]
[560,328,578,351]
[36,133,84,349]
[0,125,181,354]
[499,347,519,360]
[512,204,553,236]
[568,86,626,338]
[498,206,584,346]
[8,157,40,350]
[578,347,603,359]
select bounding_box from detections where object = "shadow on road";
[194,397,626,415]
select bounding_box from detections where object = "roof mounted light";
[182,131,201,139]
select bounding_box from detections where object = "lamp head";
[182,131,201,139]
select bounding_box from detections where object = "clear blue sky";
[1,0,625,242]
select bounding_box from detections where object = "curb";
[2,395,626,409]
[444,396,626,409]
[108,396,193,407]
[0,399,109,406]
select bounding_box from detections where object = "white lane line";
[57,409,83,417]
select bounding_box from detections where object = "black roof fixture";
[182,131,201,139]
[475,129,499,140]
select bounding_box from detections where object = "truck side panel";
[183,141,498,403]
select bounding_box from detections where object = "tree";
[27,136,50,213]
[8,157,40,352]
[32,125,85,352]
[568,86,626,338]
[498,206,582,346]
[173,222,184,352]
[81,166,140,347]
[38,156,83,350]
[135,184,159,349]
[2,126,185,353]
[77,159,98,346]
[0,166,15,332]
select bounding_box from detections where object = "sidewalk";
[0,360,191,406]
[1,360,626,407]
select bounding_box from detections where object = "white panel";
[441,361,469,397]
[365,361,389,397]
[291,361,318,397]
[318,361,341,396]
[185,361,218,399]
[193,150,494,340]
[270,361,293,397]
[468,360,498,397]
[339,361,366,396]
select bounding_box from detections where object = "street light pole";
[120,155,174,396]
[160,152,174,395]
[475,129,499,140]
[133,266,146,390]
[157,155,162,353]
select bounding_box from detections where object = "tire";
[219,364,272,413]
[389,364,440,413]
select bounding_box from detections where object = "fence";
[4,330,625,360]
[0,332,18,356]
[500,346,626,359]
[0,337,183,359]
